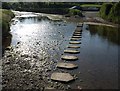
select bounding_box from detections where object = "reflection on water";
[89,25,120,45]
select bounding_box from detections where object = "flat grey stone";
[69,41,81,44]
[61,55,78,60]
[70,38,81,41]
[73,34,81,36]
[68,45,80,48]
[51,72,74,82]
[57,62,78,69]
[74,32,81,34]
[77,23,83,27]
[72,36,82,38]
[64,49,80,54]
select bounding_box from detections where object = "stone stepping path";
[69,41,81,44]
[68,45,80,48]
[51,23,83,84]
[57,62,78,69]
[61,55,78,60]
[51,72,74,82]
[64,49,80,54]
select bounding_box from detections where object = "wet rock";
[64,49,80,54]
[72,36,82,38]
[68,45,80,48]
[21,54,29,58]
[77,86,82,90]
[57,62,78,69]
[5,46,11,51]
[69,41,81,44]
[17,42,20,44]
[5,61,10,64]
[51,72,74,82]
[7,54,12,58]
[70,38,81,41]
[61,55,78,61]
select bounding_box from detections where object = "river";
[2,11,119,90]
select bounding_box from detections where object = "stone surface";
[61,55,78,60]
[69,41,81,44]
[57,62,78,69]
[68,45,80,48]
[74,32,81,34]
[73,34,81,36]
[64,49,80,54]
[72,36,82,38]
[70,38,81,41]
[51,73,74,82]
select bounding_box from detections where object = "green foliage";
[99,2,120,24]
[108,2,120,24]
[0,9,14,37]
[99,3,113,19]
[69,9,82,16]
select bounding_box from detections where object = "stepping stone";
[74,32,81,34]
[61,55,78,60]
[70,38,81,41]
[57,62,78,69]
[68,45,80,48]
[72,36,82,38]
[64,49,80,54]
[73,34,82,36]
[75,30,82,32]
[77,23,83,27]
[69,41,81,44]
[74,32,82,34]
[51,72,74,82]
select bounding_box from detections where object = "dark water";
[7,12,119,89]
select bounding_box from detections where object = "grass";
[80,4,101,8]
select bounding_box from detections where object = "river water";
[2,11,119,89]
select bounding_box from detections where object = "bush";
[99,2,120,24]
[99,3,113,19]
[69,9,83,16]
[0,9,14,37]
[108,2,120,24]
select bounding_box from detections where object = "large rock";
[57,62,78,69]
[51,72,74,82]
[64,49,80,54]
[61,55,78,60]
[69,41,81,44]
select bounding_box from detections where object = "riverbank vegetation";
[99,2,120,24]
[0,9,14,38]
[2,2,101,16]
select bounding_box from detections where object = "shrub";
[69,9,83,16]
[108,2,120,24]
[99,3,113,19]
